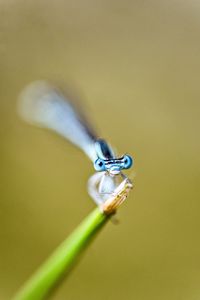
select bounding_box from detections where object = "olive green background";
[1,1,200,299]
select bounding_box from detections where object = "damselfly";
[18,81,133,208]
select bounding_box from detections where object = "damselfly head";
[94,154,133,174]
[94,139,133,174]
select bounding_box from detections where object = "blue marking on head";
[94,154,133,174]
[123,155,133,169]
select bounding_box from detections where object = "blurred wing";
[18,81,98,161]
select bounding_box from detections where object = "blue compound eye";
[94,158,106,171]
[123,155,133,169]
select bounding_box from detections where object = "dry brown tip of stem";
[101,180,133,215]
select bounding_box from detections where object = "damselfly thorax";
[18,81,134,207]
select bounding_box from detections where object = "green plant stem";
[13,207,110,300]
